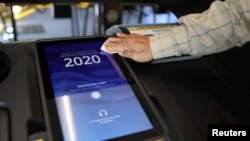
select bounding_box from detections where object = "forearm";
[150,0,250,59]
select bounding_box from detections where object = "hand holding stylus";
[104,33,153,62]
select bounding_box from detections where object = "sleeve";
[150,0,250,59]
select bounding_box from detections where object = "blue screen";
[44,40,153,141]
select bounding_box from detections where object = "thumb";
[119,51,150,62]
[118,51,134,59]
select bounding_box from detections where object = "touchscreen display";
[43,39,154,141]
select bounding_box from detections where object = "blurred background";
[0,3,179,42]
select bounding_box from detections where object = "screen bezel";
[34,36,167,141]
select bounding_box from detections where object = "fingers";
[103,33,153,62]
[105,38,125,53]
[116,32,128,38]
[106,37,122,43]
[104,33,131,53]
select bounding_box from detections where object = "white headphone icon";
[99,109,108,117]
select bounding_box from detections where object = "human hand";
[104,33,153,62]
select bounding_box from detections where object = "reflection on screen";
[44,40,153,141]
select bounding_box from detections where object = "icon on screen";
[99,109,108,117]
[91,91,101,99]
